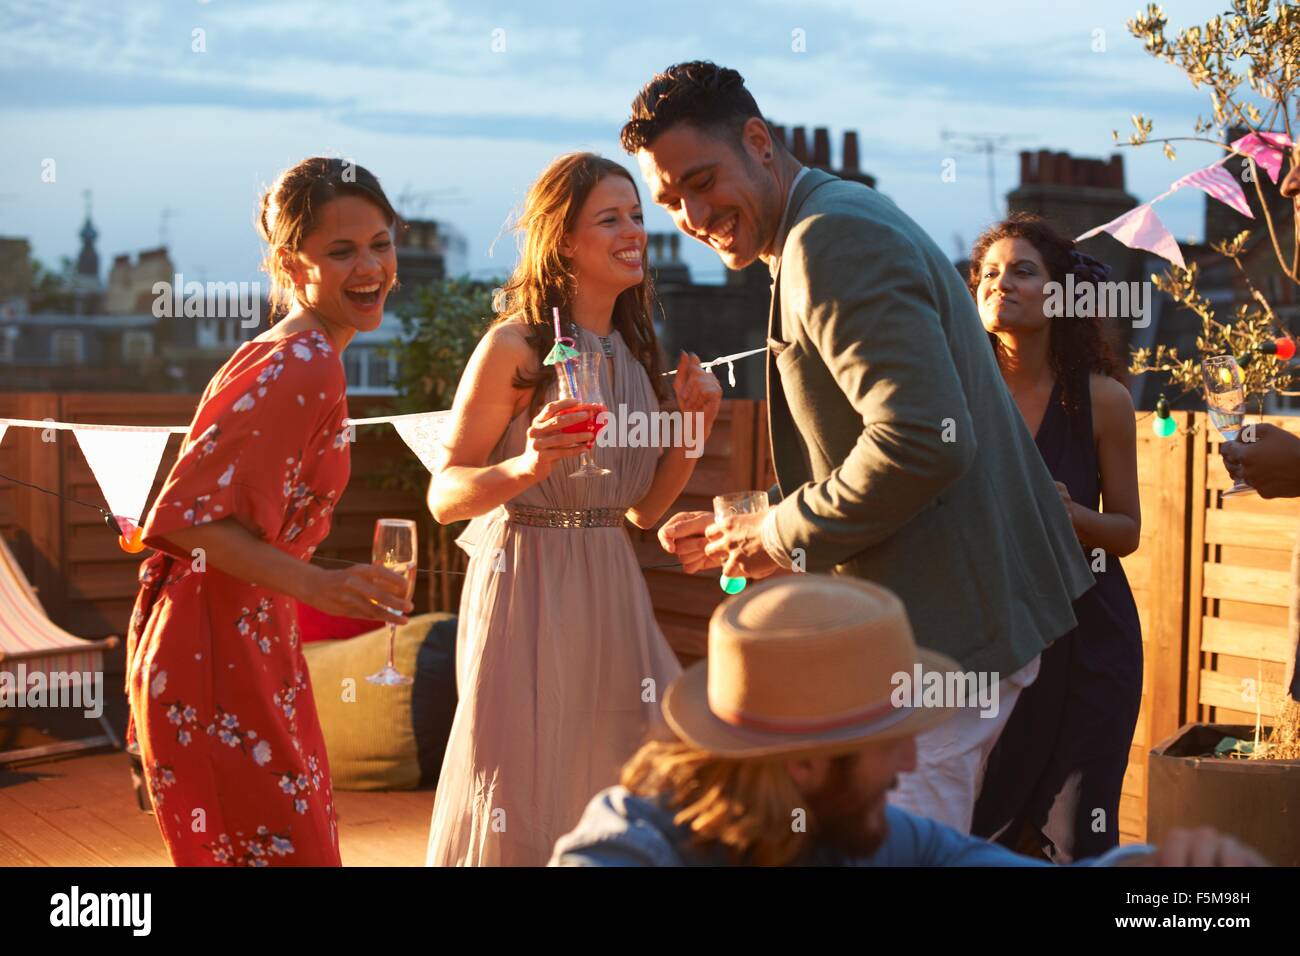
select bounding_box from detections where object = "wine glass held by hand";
[556,352,612,478]
[1201,355,1257,498]
[367,518,418,686]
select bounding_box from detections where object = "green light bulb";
[719,574,747,594]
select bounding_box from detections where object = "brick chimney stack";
[769,125,876,189]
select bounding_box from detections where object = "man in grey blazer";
[624,61,1095,831]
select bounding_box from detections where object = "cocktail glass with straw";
[556,352,612,478]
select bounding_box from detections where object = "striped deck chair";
[0,535,121,764]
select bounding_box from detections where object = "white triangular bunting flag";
[391,412,452,474]
[1077,203,1185,268]
[0,424,7,449]
[73,428,171,534]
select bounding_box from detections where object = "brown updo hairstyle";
[257,157,398,321]
[968,212,1120,422]
[491,152,669,413]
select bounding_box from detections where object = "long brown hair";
[968,212,1120,422]
[257,157,398,321]
[620,739,850,866]
[491,153,668,411]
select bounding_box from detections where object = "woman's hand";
[296,563,414,626]
[516,397,595,482]
[1054,481,1080,530]
[672,351,722,435]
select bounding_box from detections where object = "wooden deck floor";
[0,751,435,866]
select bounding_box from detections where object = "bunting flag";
[0,341,764,507]
[1230,130,1293,184]
[71,428,171,536]
[1076,202,1185,269]
[388,411,453,475]
[1172,163,1253,218]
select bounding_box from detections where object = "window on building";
[369,351,396,390]
[122,330,153,363]
[342,347,398,394]
[343,349,365,389]
[196,318,218,350]
[51,330,85,364]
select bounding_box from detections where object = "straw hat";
[662,575,961,758]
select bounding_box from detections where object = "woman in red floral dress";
[126,158,413,866]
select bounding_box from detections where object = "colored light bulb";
[118,527,145,554]
[1276,337,1296,361]
[1152,395,1175,437]
[719,574,747,594]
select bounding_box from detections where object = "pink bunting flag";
[1229,131,1293,184]
[1173,163,1253,218]
[1076,203,1185,269]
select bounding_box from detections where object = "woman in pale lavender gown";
[424,153,722,865]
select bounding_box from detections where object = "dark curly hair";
[968,213,1120,422]
[621,61,770,153]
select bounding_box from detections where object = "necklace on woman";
[568,321,616,362]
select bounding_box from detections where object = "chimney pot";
[843,131,860,173]
[1020,151,1033,185]
[812,127,831,168]
[792,127,809,164]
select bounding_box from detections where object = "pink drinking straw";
[553,307,579,394]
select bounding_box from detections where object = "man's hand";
[1152,827,1269,867]
[704,511,780,581]
[1220,423,1300,499]
[657,511,720,574]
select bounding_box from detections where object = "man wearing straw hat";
[550,576,1266,867]
[625,61,1095,831]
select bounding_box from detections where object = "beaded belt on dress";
[505,504,625,528]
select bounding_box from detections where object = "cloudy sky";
[0,0,1235,290]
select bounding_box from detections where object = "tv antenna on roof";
[940,130,1018,219]
[395,185,469,220]
[160,206,180,247]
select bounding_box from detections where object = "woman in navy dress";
[967,214,1143,862]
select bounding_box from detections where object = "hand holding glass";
[555,352,611,478]
[1201,355,1256,497]
[713,491,769,594]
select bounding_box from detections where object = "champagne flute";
[366,518,417,686]
[1201,355,1257,498]
[556,352,612,478]
[713,491,769,594]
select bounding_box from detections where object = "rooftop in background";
[771,125,875,189]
